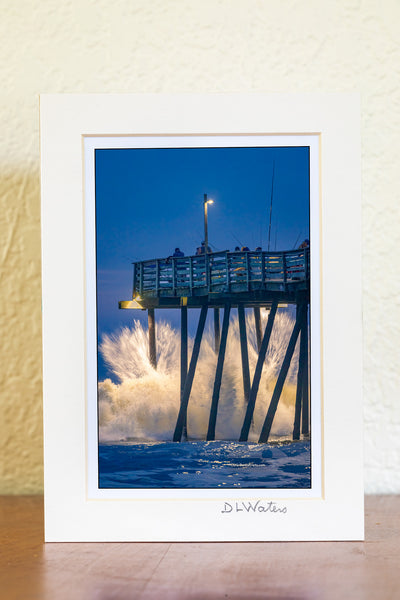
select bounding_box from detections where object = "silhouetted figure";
[173,247,184,257]
[241,245,250,252]
[198,241,211,254]
[299,239,310,249]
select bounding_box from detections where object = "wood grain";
[1,495,399,600]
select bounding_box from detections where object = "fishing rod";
[230,232,243,248]
[267,160,275,252]
[292,231,302,249]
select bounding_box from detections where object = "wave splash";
[99,310,299,443]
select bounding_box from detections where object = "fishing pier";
[119,248,310,443]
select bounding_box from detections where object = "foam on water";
[98,309,300,443]
[98,440,311,488]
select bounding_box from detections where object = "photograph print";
[95,141,312,490]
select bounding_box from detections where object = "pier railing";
[133,248,309,298]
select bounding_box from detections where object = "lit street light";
[203,193,214,254]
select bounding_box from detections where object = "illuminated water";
[99,440,311,489]
[98,309,311,489]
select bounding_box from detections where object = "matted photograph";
[41,94,363,541]
[89,138,315,492]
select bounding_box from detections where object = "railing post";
[206,254,210,291]
[282,253,287,291]
[261,251,266,289]
[155,259,159,295]
[139,262,144,296]
[189,256,193,294]
[305,248,309,281]
[245,252,250,291]
[172,258,176,295]
[225,251,230,292]
[132,263,137,299]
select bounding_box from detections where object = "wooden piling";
[238,304,250,404]
[293,305,306,440]
[301,307,309,435]
[214,308,220,354]
[181,306,188,441]
[148,308,157,369]
[206,303,231,441]
[239,300,278,442]
[173,305,208,442]
[253,307,262,352]
[258,303,306,443]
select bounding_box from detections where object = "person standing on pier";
[198,241,211,254]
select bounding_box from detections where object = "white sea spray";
[98,309,300,442]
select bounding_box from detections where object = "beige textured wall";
[1,0,399,494]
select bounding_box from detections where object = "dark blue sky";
[95,145,310,380]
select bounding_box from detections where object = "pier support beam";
[239,300,278,442]
[253,307,262,352]
[173,305,208,442]
[181,306,188,441]
[148,308,157,369]
[301,308,309,435]
[238,304,250,404]
[259,303,306,443]
[293,305,307,440]
[207,303,231,441]
[214,308,220,354]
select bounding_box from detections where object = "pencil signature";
[221,500,288,514]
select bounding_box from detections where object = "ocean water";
[99,440,311,489]
[98,309,311,489]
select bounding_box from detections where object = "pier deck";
[120,248,309,309]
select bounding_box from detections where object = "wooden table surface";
[1,495,399,600]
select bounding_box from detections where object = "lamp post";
[203,194,218,354]
[203,193,214,254]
